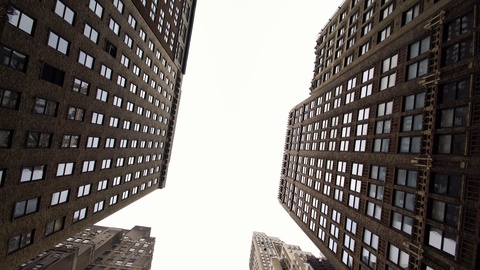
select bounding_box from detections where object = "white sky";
[97,1,341,268]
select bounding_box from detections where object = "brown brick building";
[278,0,479,269]
[0,0,196,268]
[18,225,155,270]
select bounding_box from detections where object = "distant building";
[16,225,154,270]
[0,0,196,268]
[249,232,334,270]
[278,0,479,269]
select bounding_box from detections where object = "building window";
[77,184,91,197]
[100,64,112,79]
[381,2,394,20]
[0,88,20,109]
[0,130,13,148]
[61,135,79,148]
[440,79,469,103]
[91,112,104,125]
[105,138,115,148]
[378,25,392,42]
[139,28,146,41]
[403,92,425,111]
[362,248,377,269]
[73,208,87,223]
[443,39,473,65]
[83,23,99,43]
[359,41,370,56]
[50,189,69,206]
[113,96,123,107]
[13,197,39,218]
[430,200,460,227]
[403,3,420,25]
[407,59,428,80]
[20,165,45,182]
[399,136,421,153]
[124,34,133,48]
[128,14,137,29]
[78,51,94,69]
[394,190,415,211]
[395,169,417,188]
[113,0,124,13]
[109,117,119,127]
[33,98,57,116]
[133,65,141,76]
[6,6,35,35]
[8,229,34,253]
[96,88,108,102]
[431,173,461,198]
[88,0,103,18]
[120,54,130,68]
[388,244,409,269]
[56,162,74,177]
[392,211,413,234]
[93,201,104,213]
[436,134,465,154]
[98,179,108,191]
[401,114,422,131]
[54,0,75,25]
[40,63,65,86]
[27,131,51,148]
[409,37,430,59]
[375,120,391,134]
[1,45,28,72]
[72,78,89,95]
[86,136,100,148]
[45,217,65,236]
[368,183,384,200]
[445,12,473,41]
[66,106,84,121]
[428,226,457,256]
[47,31,69,55]
[108,18,120,35]
[109,195,118,205]
[136,46,144,59]
[122,190,129,200]
[81,160,95,173]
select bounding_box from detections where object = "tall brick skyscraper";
[0,0,196,268]
[278,0,479,269]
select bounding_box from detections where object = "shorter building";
[249,231,334,270]
[16,225,155,270]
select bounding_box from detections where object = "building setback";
[17,225,154,270]
[0,0,196,268]
[249,231,334,270]
[278,0,479,269]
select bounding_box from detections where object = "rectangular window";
[394,190,415,211]
[136,46,144,59]
[407,59,428,80]
[96,88,108,102]
[437,134,465,154]
[54,0,75,25]
[47,31,69,55]
[427,226,457,256]
[380,73,396,90]
[366,201,382,220]
[83,23,99,43]
[78,51,94,69]
[128,14,137,29]
[124,34,133,48]
[45,217,65,235]
[51,189,69,205]
[82,160,95,172]
[403,3,420,25]
[40,63,65,86]
[375,120,391,134]
[20,165,45,182]
[440,79,469,103]
[0,129,13,148]
[86,136,100,148]
[0,45,28,72]
[27,131,51,148]
[109,195,118,205]
[66,106,84,121]
[98,179,108,191]
[109,117,119,127]
[91,112,104,125]
[8,229,34,253]
[402,114,423,131]
[403,92,425,111]
[113,96,123,107]
[6,6,35,35]
[105,138,115,148]
[34,98,57,116]
[77,184,91,197]
[0,88,20,109]
[113,0,124,13]
[396,169,417,188]
[93,201,104,213]
[378,25,392,42]
[56,162,74,176]
[109,18,120,35]
[373,138,389,152]
[100,64,112,79]
[388,244,410,268]
[370,165,386,181]
[431,173,461,198]
[392,211,413,234]
[120,54,130,68]
[443,39,473,65]
[445,12,473,41]
[88,0,103,18]
[61,134,79,148]
[72,78,89,95]
[13,197,39,218]
[399,136,421,153]
[409,37,430,59]
[139,28,146,41]
[73,207,87,223]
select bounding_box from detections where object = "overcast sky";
[97,1,341,268]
